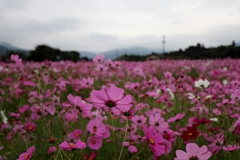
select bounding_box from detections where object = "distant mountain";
[0,46,9,56]
[0,42,30,55]
[100,47,161,60]
[80,51,96,59]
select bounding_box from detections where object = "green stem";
[60,149,71,160]
[54,148,61,160]
[110,113,117,159]
[118,119,128,160]
[130,143,147,160]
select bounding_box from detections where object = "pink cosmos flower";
[131,115,146,127]
[167,113,185,123]
[11,54,22,64]
[30,104,42,120]
[123,135,138,153]
[207,132,224,154]
[87,135,103,150]
[123,141,138,153]
[93,54,105,63]
[80,77,94,88]
[19,105,30,113]
[86,119,107,137]
[64,109,78,122]
[143,126,166,156]
[69,129,82,139]
[24,122,36,132]
[90,85,132,115]
[149,113,169,132]
[82,151,97,160]
[174,143,212,160]
[47,146,57,154]
[59,140,86,150]
[67,94,93,118]
[17,146,35,160]
[223,144,240,152]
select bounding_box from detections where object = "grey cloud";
[20,17,85,33]
[0,0,30,10]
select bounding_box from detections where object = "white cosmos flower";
[156,89,161,95]
[166,88,174,100]
[187,93,195,99]
[0,110,8,124]
[223,79,228,85]
[194,79,210,88]
[210,118,218,122]
[205,95,212,100]
[223,67,228,71]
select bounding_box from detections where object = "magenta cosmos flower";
[17,146,35,160]
[24,122,36,132]
[175,143,212,160]
[143,126,166,156]
[59,140,86,150]
[90,85,132,115]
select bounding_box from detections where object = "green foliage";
[28,45,80,62]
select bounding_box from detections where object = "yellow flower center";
[28,126,32,131]
[188,132,193,136]
[69,143,75,148]
[92,140,96,144]
[24,154,29,159]
[149,138,155,145]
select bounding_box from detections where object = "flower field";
[1,55,240,160]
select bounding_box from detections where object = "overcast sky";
[0,0,240,53]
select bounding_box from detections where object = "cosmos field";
[1,55,240,160]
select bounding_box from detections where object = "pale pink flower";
[175,143,212,160]
[93,54,105,63]
[223,144,240,152]
[86,119,107,137]
[11,54,22,64]
[90,85,132,115]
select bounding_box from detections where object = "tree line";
[1,41,240,62]
[118,41,240,61]
[1,44,81,62]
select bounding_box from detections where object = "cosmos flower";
[194,79,210,88]
[222,144,240,152]
[0,110,8,124]
[87,135,103,150]
[82,151,97,160]
[69,129,82,139]
[93,54,105,63]
[175,143,212,160]
[181,127,199,142]
[24,122,36,132]
[17,146,35,160]
[11,54,22,64]
[143,126,166,156]
[86,119,109,138]
[59,140,86,150]
[90,85,132,115]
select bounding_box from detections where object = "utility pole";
[162,35,165,53]
[116,49,119,60]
